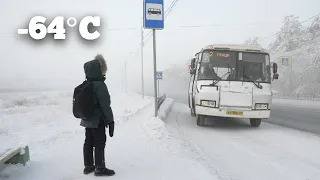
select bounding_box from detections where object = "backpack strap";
[86,79,101,109]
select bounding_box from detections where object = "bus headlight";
[201,100,216,107]
[255,103,268,110]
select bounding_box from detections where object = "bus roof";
[201,44,269,53]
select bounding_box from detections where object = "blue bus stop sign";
[143,0,164,29]
[156,71,163,80]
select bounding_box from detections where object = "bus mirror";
[272,62,278,73]
[191,58,196,69]
[273,73,279,80]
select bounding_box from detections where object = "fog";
[1,0,319,96]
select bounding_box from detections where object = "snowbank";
[158,98,175,120]
[272,98,320,110]
[0,91,217,180]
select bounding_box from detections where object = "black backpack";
[73,80,96,120]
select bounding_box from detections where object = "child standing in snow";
[80,54,115,176]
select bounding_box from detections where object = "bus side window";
[239,52,243,61]
[196,52,202,70]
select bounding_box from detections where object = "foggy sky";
[1,0,319,93]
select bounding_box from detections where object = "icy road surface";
[154,67,320,135]
[164,102,320,180]
[267,99,320,135]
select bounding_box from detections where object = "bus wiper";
[210,65,230,86]
[242,64,262,89]
[210,72,230,86]
[243,74,262,89]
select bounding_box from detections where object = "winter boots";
[83,166,115,176]
[83,146,115,176]
[94,167,115,176]
[83,166,95,174]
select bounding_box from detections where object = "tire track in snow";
[169,111,233,180]
[166,103,320,180]
[229,126,320,179]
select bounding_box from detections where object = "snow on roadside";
[0,91,217,180]
[0,91,151,160]
[158,98,175,120]
[272,98,320,110]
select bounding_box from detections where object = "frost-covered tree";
[244,37,262,48]
[296,49,320,97]
[269,15,305,53]
[295,17,320,98]
[268,14,320,98]
[306,16,320,39]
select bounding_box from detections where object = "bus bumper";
[195,105,271,119]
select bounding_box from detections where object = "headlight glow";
[255,103,268,110]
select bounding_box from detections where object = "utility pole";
[125,59,127,94]
[124,52,133,94]
[141,19,145,99]
[290,56,293,96]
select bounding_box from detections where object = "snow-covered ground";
[0,91,216,180]
[2,91,320,180]
[164,103,320,180]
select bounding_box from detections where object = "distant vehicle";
[148,8,161,15]
[188,44,279,127]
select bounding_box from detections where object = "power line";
[0,21,284,35]
[165,0,179,19]
[259,12,320,42]
[141,0,179,40]
[109,20,280,31]
[140,0,180,50]
[127,0,180,65]
[143,0,179,40]
[141,22,282,46]
[171,22,281,28]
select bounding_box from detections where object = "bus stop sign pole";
[143,0,164,117]
[152,29,158,116]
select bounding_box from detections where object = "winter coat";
[80,55,114,128]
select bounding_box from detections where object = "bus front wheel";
[197,115,205,126]
[250,118,261,127]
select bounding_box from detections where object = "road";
[143,77,320,180]
[163,102,320,180]
[268,103,320,135]
[145,66,320,135]
[155,70,320,135]
[148,66,320,179]
[166,91,320,135]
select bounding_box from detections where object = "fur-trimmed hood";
[95,54,107,75]
[84,54,107,79]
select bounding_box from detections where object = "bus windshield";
[198,50,237,81]
[238,52,271,83]
[198,50,271,83]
